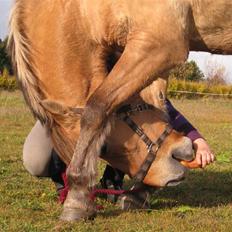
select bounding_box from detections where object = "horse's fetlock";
[66,167,82,185]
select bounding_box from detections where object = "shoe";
[117,184,154,210]
[99,178,122,203]
[99,165,124,203]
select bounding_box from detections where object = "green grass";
[0,91,232,231]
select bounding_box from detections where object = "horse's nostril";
[172,152,193,162]
[172,150,194,162]
[172,137,194,161]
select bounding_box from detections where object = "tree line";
[0,37,12,75]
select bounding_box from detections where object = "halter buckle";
[147,142,154,152]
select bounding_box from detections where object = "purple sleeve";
[166,99,204,142]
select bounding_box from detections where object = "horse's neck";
[189,0,232,54]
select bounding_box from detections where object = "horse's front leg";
[61,37,188,221]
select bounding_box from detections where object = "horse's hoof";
[60,207,96,222]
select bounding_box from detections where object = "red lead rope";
[59,172,141,209]
[89,188,141,201]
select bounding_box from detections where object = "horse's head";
[101,78,199,187]
[103,101,197,187]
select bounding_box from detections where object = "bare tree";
[205,58,228,85]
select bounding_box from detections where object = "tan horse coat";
[8,0,232,220]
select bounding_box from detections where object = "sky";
[0,0,12,39]
[0,0,231,83]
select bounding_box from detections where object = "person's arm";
[166,99,215,168]
[166,99,203,141]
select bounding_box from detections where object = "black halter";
[116,103,172,188]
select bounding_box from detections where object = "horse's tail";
[7,1,52,126]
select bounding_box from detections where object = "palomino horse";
[8,0,231,221]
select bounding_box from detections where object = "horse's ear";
[41,99,83,116]
[139,78,167,111]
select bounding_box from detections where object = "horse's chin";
[166,175,185,187]
[165,158,201,187]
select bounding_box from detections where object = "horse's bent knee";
[80,100,107,129]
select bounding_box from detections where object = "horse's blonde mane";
[7,0,52,126]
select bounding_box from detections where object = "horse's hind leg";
[61,37,188,221]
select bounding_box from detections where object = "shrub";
[205,59,227,86]
[0,68,18,90]
[168,78,232,99]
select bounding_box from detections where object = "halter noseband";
[116,103,172,188]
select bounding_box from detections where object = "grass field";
[0,91,232,232]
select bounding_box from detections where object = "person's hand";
[193,138,215,168]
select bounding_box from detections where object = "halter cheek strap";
[116,103,172,188]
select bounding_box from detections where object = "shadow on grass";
[150,170,232,209]
[96,169,232,219]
